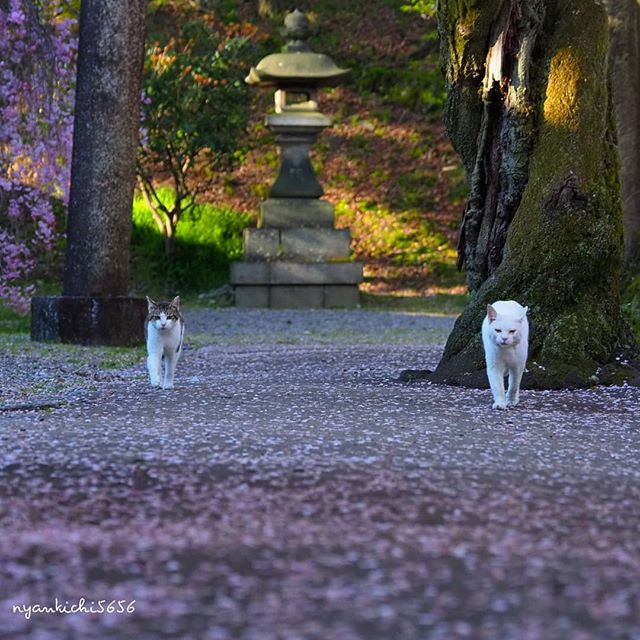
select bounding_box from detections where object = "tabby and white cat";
[145,296,184,389]
[482,300,529,410]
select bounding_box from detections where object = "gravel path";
[1,308,639,639]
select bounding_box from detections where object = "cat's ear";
[521,306,529,320]
[170,295,181,309]
[487,304,497,323]
[146,296,157,311]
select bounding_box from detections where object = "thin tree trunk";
[164,232,176,258]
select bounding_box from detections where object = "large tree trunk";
[604,0,640,273]
[430,0,638,389]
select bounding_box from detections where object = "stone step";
[231,260,363,286]
[234,285,360,309]
[243,229,280,260]
[244,228,352,261]
[259,198,335,228]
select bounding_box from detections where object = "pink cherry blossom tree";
[0,0,76,313]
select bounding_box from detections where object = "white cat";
[145,296,184,389]
[482,300,529,410]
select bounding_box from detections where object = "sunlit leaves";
[137,11,259,251]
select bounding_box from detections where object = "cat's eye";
[509,330,516,334]
[495,329,502,333]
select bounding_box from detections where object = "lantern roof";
[246,9,350,88]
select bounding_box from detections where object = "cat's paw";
[162,382,174,390]
[149,380,161,388]
[507,397,519,407]
[492,401,508,410]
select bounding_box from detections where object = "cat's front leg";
[162,352,177,389]
[506,365,524,407]
[147,354,162,388]
[487,365,507,410]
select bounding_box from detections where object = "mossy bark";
[604,0,640,273]
[430,0,639,389]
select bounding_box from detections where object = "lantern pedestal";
[268,112,329,198]
[231,109,363,308]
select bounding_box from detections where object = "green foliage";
[357,51,445,117]
[0,304,30,334]
[336,200,458,278]
[446,164,469,205]
[395,169,437,209]
[131,187,252,296]
[623,274,640,341]
[399,0,437,16]
[142,21,252,167]
[138,6,259,252]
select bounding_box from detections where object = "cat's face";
[488,318,523,347]
[486,304,526,347]
[146,296,181,331]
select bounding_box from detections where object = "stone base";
[244,227,352,261]
[231,260,362,308]
[259,198,335,228]
[235,285,359,309]
[31,296,147,346]
[231,260,363,286]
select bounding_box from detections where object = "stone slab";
[281,228,351,260]
[324,285,360,308]
[234,286,270,308]
[232,285,360,309]
[231,261,363,285]
[243,229,281,260]
[266,112,332,129]
[270,261,363,285]
[260,199,335,229]
[230,262,270,285]
[31,296,147,346]
[270,286,325,309]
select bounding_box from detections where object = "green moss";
[437,0,504,172]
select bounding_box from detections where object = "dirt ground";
[1,308,639,639]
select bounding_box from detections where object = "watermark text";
[12,598,136,620]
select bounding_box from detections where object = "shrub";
[131,187,252,295]
[138,5,260,255]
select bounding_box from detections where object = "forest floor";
[1,308,640,639]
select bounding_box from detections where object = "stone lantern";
[231,9,363,308]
